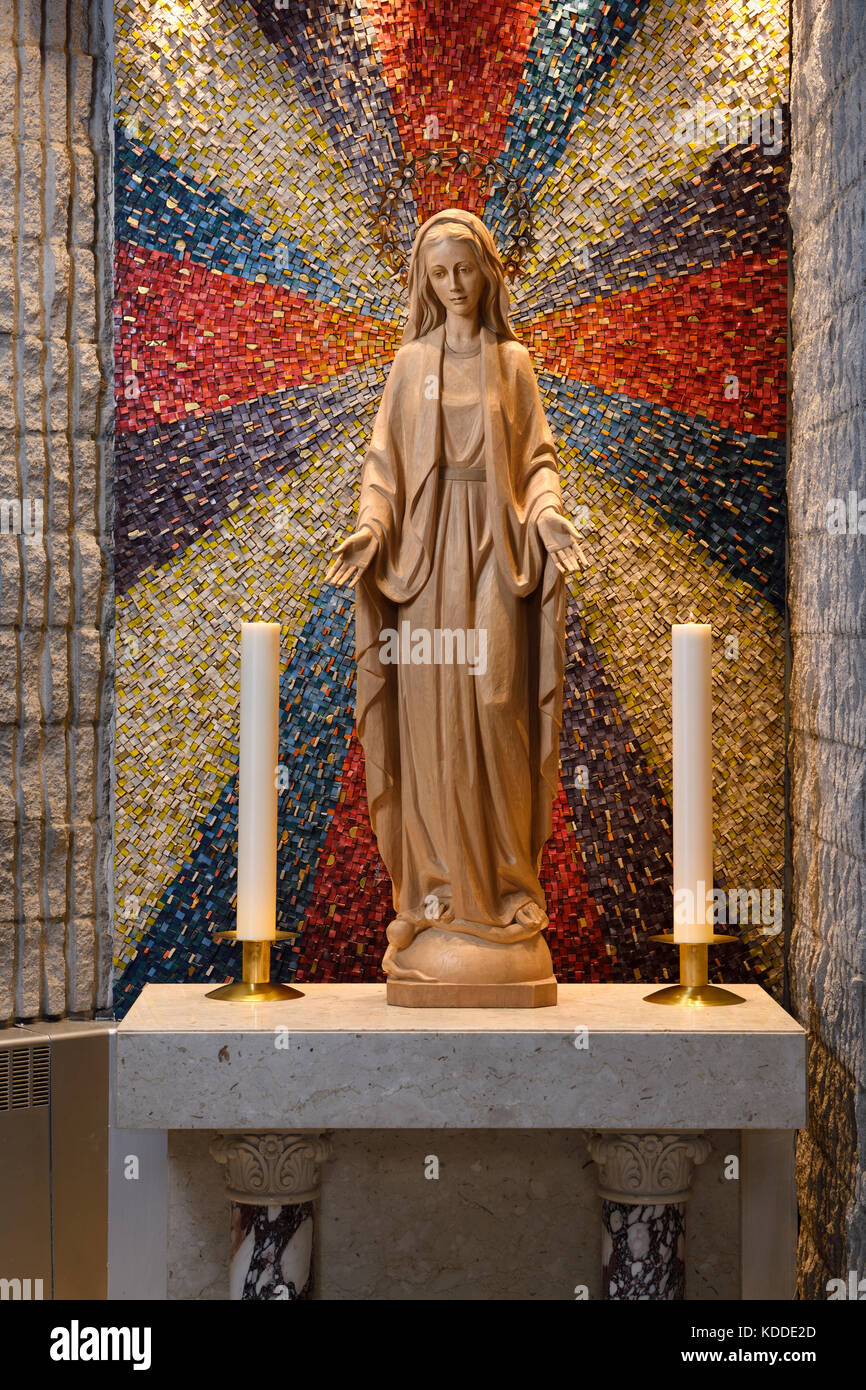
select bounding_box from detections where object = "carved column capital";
[210,1131,332,1206]
[587,1131,711,1205]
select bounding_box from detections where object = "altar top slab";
[116,983,806,1132]
[119,982,803,1035]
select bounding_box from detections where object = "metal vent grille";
[0,1043,50,1110]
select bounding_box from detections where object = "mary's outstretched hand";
[324,526,379,587]
[536,508,587,577]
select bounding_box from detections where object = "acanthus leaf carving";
[211,1131,332,1206]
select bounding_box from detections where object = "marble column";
[210,1132,332,1300]
[587,1132,711,1300]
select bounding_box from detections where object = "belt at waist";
[439,466,486,481]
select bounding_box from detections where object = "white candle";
[672,621,714,943]
[236,622,280,940]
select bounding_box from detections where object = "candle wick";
[687,609,697,623]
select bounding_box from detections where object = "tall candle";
[672,622,714,943]
[236,622,280,940]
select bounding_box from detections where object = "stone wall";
[0,0,113,1022]
[788,0,866,1299]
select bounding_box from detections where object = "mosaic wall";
[113,0,789,1014]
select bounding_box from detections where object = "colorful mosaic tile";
[113,0,789,1013]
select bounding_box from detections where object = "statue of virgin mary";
[326,208,585,1005]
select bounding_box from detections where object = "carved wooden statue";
[326,209,585,1005]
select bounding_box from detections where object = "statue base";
[383,923,557,1008]
[387,977,557,1008]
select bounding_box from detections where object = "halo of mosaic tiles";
[113,0,789,1014]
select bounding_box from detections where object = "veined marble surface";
[116,983,806,1131]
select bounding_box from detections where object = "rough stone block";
[46,238,71,339]
[17,719,40,816]
[72,625,103,719]
[66,915,95,1015]
[0,541,22,624]
[46,143,72,241]
[0,726,15,811]
[18,819,41,919]
[41,722,68,822]
[13,0,47,50]
[789,532,866,636]
[790,732,866,861]
[20,534,46,630]
[788,411,864,535]
[0,628,17,719]
[75,529,103,626]
[17,41,42,142]
[71,247,98,342]
[48,532,72,624]
[17,916,41,1016]
[42,821,69,920]
[71,820,93,916]
[0,335,14,430]
[71,52,93,140]
[41,915,68,1016]
[75,339,105,439]
[71,721,94,821]
[46,337,72,435]
[0,818,15,920]
[72,437,100,529]
[0,921,13,1021]
[45,626,69,721]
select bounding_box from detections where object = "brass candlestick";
[206,931,304,1002]
[644,934,744,1006]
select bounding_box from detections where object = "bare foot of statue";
[515,901,547,930]
[386,914,418,951]
[387,896,455,953]
[422,894,454,924]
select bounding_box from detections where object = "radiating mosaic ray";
[116,241,399,431]
[492,0,647,196]
[542,783,612,983]
[560,606,672,981]
[113,0,789,1007]
[293,733,392,981]
[116,129,351,306]
[116,0,395,311]
[526,253,786,437]
[512,137,788,317]
[554,454,785,991]
[505,0,788,286]
[363,0,545,220]
[115,369,387,594]
[366,0,543,159]
[250,0,406,205]
[539,375,786,608]
[114,423,373,960]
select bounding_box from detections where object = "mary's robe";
[355,322,565,935]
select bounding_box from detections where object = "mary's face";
[424,235,483,320]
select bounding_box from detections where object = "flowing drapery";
[355,323,565,925]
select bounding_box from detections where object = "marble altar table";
[113,982,806,1300]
